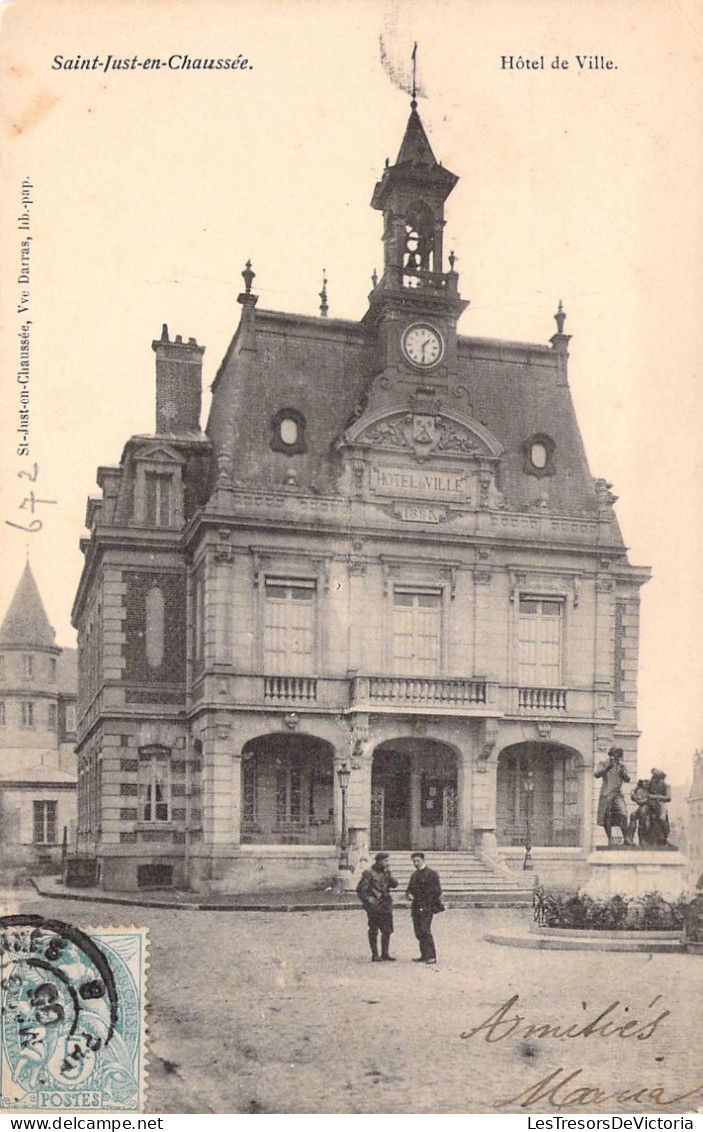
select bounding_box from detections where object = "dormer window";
[271,409,306,455]
[132,444,184,529]
[530,443,548,469]
[145,471,174,526]
[523,433,556,478]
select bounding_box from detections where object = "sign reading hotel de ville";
[369,463,472,504]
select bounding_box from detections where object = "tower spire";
[411,42,418,109]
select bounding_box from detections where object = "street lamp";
[337,762,351,873]
[523,764,536,871]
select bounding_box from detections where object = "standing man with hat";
[356,852,398,962]
[595,746,632,845]
[406,852,444,964]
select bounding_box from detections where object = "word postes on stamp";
[0,916,147,1112]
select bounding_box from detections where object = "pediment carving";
[133,442,184,465]
[339,401,503,462]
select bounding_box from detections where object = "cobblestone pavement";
[2,887,701,1115]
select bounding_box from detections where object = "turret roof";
[0,563,56,648]
[396,105,438,167]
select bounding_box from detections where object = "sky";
[1,0,702,784]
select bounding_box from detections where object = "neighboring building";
[687,751,703,887]
[0,563,77,867]
[73,98,650,892]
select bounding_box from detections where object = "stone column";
[347,744,372,869]
[201,715,235,847]
[471,719,499,852]
[230,754,242,849]
[457,748,473,850]
[410,759,422,847]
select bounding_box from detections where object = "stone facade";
[0,563,77,867]
[73,100,650,893]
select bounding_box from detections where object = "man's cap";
[410,851,425,859]
[374,852,389,863]
[608,746,624,757]
[650,768,665,777]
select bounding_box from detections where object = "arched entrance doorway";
[241,733,334,845]
[370,738,458,851]
[496,742,583,847]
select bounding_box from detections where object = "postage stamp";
[0,917,147,1113]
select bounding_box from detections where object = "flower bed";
[539,891,686,932]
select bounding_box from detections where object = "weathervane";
[411,42,418,109]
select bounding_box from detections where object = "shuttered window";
[392,587,441,676]
[264,579,315,675]
[518,597,563,685]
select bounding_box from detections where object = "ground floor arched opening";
[370,738,459,851]
[496,741,583,847]
[241,732,335,845]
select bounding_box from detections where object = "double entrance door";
[370,749,458,850]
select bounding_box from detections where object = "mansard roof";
[205,307,611,526]
[0,562,56,648]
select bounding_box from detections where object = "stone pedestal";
[580,849,689,901]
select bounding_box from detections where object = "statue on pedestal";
[595,746,632,845]
[628,769,671,847]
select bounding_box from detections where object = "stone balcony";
[184,672,610,721]
[517,686,568,712]
[349,675,491,714]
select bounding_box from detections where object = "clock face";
[402,323,444,368]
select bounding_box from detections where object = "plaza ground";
[1,886,701,1115]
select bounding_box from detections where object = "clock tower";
[364,97,469,385]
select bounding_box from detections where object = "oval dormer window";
[530,442,548,470]
[280,417,298,446]
[271,408,307,455]
[522,433,555,478]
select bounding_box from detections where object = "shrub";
[540,891,686,931]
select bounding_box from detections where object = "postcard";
[0,0,702,1117]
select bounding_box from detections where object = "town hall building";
[72,98,650,892]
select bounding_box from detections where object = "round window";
[530,442,548,470]
[280,417,298,446]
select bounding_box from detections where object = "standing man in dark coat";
[595,746,632,845]
[356,852,398,961]
[405,852,443,964]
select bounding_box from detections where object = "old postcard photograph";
[0,0,702,1117]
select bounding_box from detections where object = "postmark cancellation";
[0,917,147,1112]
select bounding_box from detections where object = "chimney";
[151,324,206,434]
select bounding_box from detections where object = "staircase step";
[374,850,533,897]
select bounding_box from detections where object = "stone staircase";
[381,850,533,906]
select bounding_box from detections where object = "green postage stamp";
[0,917,147,1112]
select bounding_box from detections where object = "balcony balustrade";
[189,672,601,718]
[517,686,567,712]
[263,675,318,703]
[353,675,487,709]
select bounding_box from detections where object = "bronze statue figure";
[595,746,632,845]
[627,768,671,847]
